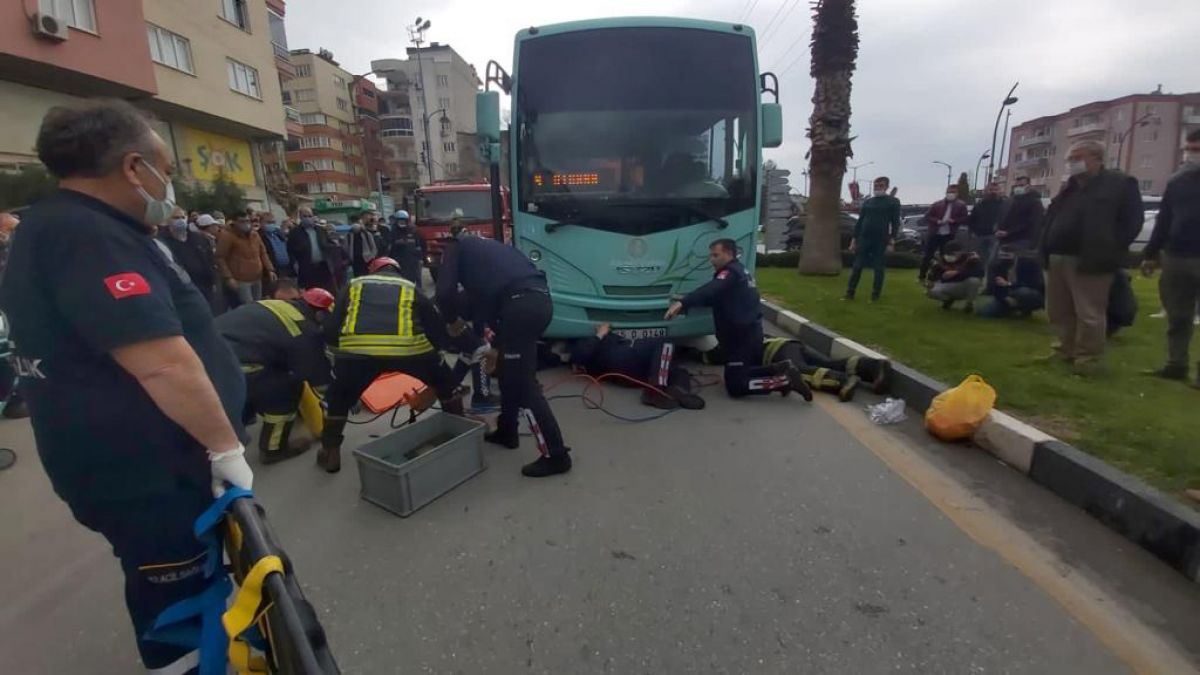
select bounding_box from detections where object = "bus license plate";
[614,327,667,340]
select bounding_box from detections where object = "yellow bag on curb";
[924,374,996,442]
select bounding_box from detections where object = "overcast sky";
[287,0,1200,202]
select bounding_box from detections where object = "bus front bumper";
[543,293,715,340]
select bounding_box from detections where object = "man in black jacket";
[966,182,1006,264]
[160,206,217,306]
[1142,129,1200,385]
[287,207,335,292]
[925,240,985,312]
[1039,141,1143,372]
[568,323,705,410]
[997,175,1045,251]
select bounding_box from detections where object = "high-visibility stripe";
[762,337,791,365]
[260,412,295,424]
[846,355,861,376]
[343,282,364,335]
[241,364,265,374]
[358,273,415,287]
[257,300,303,337]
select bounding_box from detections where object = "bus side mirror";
[762,102,783,148]
[476,91,501,145]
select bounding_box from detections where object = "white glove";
[464,343,491,366]
[209,444,254,497]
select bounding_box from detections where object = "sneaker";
[521,453,572,478]
[1143,366,1187,381]
[666,384,706,410]
[838,375,861,402]
[784,364,814,402]
[941,299,954,310]
[870,295,880,302]
[842,294,855,301]
[469,393,502,413]
[316,445,341,473]
[484,429,520,449]
[963,302,975,314]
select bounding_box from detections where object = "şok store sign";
[182,127,256,186]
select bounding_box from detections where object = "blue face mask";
[300,217,316,228]
[264,221,279,231]
[168,218,188,235]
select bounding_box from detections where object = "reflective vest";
[336,274,433,357]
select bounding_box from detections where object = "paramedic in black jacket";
[665,239,811,401]
[436,231,572,478]
[569,322,706,410]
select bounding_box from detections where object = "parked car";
[785,212,858,252]
[1130,210,1157,253]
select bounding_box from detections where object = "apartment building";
[374,71,421,202]
[372,42,484,187]
[352,75,387,196]
[282,49,368,201]
[1,0,287,210]
[1004,89,1200,197]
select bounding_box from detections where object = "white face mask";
[1183,151,1200,167]
[1013,186,1028,196]
[135,160,176,227]
[945,194,957,202]
[1066,160,1088,176]
[873,189,886,197]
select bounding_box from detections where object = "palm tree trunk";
[798,0,858,276]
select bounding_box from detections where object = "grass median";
[757,267,1200,499]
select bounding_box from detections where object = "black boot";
[316,444,341,473]
[485,428,520,449]
[640,388,680,410]
[258,420,312,465]
[666,384,706,410]
[780,361,813,401]
[521,451,572,477]
[318,417,346,473]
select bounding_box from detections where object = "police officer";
[0,100,252,673]
[320,256,481,473]
[387,209,423,287]
[568,322,706,410]
[436,229,572,478]
[665,239,812,401]
[216,288,335,463]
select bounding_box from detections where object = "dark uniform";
[321,268,474,471]
[436,236,568,457]
[387,218,424,287]
[679,259,809,399]
[0,190,246,670]
[569,333,705,409]
[216,299,331,459]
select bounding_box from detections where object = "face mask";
[264,221,279,231]
[168,217,188,233]
[945,194,957,202]
[943,255,960,264]
[1066,160,1087,176]
[1013,186,1028,196]
[135,159,176,227]
[1183,152,1200,167]
[300,217,315,227]
[236,222,252,234]
[873,189,886,197]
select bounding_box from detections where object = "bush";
[0,165,57,211]
[757,250,922,269]
[172,170,247,216]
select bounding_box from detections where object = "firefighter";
[568,322,706,410]
[319,256,481,473]
[760,338,893,402]
[665,239,812,401]
[216,288,335,463]
[436,230,572,478]
[387,209,423,287]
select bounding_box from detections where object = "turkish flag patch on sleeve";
[716,270,730,280]
[104,272,152,299]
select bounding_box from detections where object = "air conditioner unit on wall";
[32,13,69,41]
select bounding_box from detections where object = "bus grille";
[585,308,667,324]
[602,285,672,297]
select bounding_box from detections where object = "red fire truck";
[412,182,511,276]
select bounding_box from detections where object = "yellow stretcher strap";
[228,637,268,674]
[223,555,284,674]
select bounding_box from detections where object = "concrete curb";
[762,299,1200,583]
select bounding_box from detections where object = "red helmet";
[301,287,335,311]
[367,256,400,274]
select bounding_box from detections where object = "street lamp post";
[987,82,1020,184]
[850,161,875,184]
[932,160,953,188]
[997,108,1013,180]
[409,17,434,183]
[973,151,990,192]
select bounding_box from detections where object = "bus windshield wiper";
[673,203,729,229]
[545,215,588,233]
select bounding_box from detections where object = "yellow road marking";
[814,396,1198,675]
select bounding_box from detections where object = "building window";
[294,64,312,78]
[307,182,337,193]
[336,98,349,112]
[1140,179,1154,192]
[300,112,327,125]
[291,88,316,102]
[281,91,292,104]
[302,159,335,171]
[147,24,194,74]
[443,141,456,152]
[333,75,347,90]
[227,59,261,98]
[220,0,251,31]
[268,9,288,57]
[381,118,414,137]
[40,0,96,32]
[438,97,451,111]
[447,162,458,174]
[339,121,353,134]
[1141,155,1153,169]
[1145,104,1157,115]
[1115,109,1125,122]
[298,136,331,149]
[437,75,449,87]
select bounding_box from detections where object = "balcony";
[1185,110,1200,125]
[1068,122,1106,137]
[1018,134,1052,148]
[284,106,303,138]
[1015,157,1049,169]
[273,43,296,79]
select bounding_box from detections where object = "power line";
[756,0,790,44]
[737,0,757,21]
[740,0,762,22]
[769,27,808,72]
[778,48,808,78]
[760,0,803,49]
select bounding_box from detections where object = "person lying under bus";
[566,322,706,410]
[759,338,893,402]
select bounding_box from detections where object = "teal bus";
[476,17,783,339]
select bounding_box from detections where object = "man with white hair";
[1038,141,1143,373]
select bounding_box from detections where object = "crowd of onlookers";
[849,132,1200,383]
[151,206,411,317]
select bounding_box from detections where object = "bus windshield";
[515,27,758,235]
[416,190,492,223]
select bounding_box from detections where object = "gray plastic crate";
[352,413,487,517]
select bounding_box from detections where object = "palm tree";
[799,0,859,275]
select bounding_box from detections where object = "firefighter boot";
[801,367,861,402]
[317,416,346,474]
[258,417,312,465]
[774,360,814,401]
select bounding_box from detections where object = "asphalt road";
[2,365,1199,674]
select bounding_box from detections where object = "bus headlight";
[529,249,542,263]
